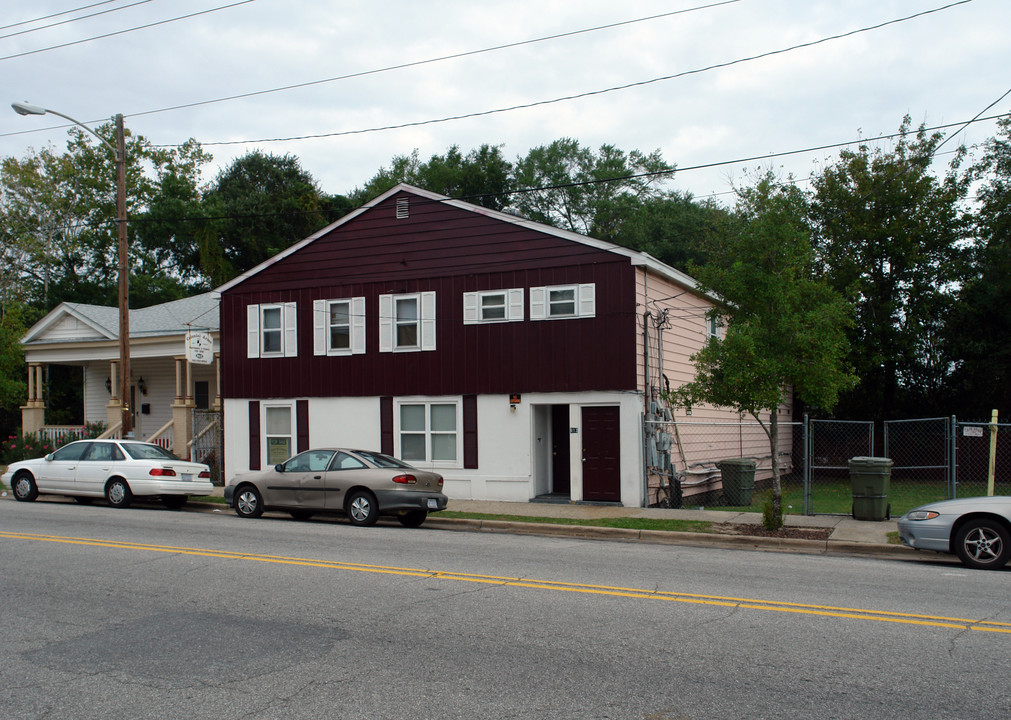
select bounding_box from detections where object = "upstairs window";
[706,313,724,340]
[379,292,436,352]
[463,289,524,324]
[247,302,297,358]
[529,284,595,320]
[313,297,366,356]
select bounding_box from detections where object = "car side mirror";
[274,463,284,473]
[44,453,53,462]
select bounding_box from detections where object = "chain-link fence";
[643,415,1009,515]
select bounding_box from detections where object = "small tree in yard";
[668,175,856,528]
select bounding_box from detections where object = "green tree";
[197,151,339,286]
[809,117,970,419]
[670,175,855,527]
[352,144,514,210]
[945,115,1011,417]
[512,138,675,240]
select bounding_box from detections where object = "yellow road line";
[3,530,1008,634]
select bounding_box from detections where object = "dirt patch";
[712,523,833,541]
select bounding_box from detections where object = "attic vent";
[395,198,409,219]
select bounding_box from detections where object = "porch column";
[106,359,123,430]
[20,363,46,435]
[212,353,222,410]
[171,356,194,460]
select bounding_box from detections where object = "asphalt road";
[1,498,1009,720]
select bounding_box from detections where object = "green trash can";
[848,456,892,521]
[718,458,757,506]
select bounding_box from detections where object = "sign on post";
[186,331,214,365]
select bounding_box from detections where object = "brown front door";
[551,405,571,495]
[581,406,621,502]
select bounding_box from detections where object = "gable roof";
[215,183,703,294]
[22,292,219,346]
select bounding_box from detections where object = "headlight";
[905,511,940,521]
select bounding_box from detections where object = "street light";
[12,101,133,437]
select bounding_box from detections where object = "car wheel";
[346,490,378,527]
[105,478,133,509]
[398,510,427,528]
[954,519,1011,570]
[289,509,313,521]
[163,495,188,510]
[12,472,38,502]
[234,485,264,518]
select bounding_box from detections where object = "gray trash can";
[718,458,757,506]
[848,456,892,521]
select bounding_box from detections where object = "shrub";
[1,422,106,465]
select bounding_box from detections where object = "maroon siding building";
[220,184,712,506]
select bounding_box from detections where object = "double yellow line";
[3,530,1009,635]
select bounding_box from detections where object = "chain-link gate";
[805,419,873,514]
[954,420,1011,499]
[191,409,223,486]
[882,417,951,515]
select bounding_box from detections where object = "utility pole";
[115,114,132,436]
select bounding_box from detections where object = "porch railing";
[146,419,174,452]
[40,425,86,445]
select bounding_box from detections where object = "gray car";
[224,448,448,527]
[897,495,1011,570]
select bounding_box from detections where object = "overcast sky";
[2,0,1009,205]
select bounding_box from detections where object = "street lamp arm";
[11,101,118,157]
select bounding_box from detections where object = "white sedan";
[2,439,213,509]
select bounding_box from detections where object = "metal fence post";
[803,414,811,515]
[950,415,958,499]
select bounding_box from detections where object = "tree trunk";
[769,410,783,527]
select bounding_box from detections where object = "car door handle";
[313,475,322,479]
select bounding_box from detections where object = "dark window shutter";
[297,399,309,453]
[380,396,393,455]
[248,401,261,470]
[463,394,478,469]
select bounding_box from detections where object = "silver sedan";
[224,448,448,527]
[897,496,1011,570]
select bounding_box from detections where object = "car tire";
[11,472,38,502]
[234,485,264,518]
[954,518,1010,570]
[105,478,133,509]
[398,510,427,528]
[289,509,313,521]
[346,490,378,527]
[163,495,187,510]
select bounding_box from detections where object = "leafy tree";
[512,138,675,240]
[197,151,340,286]
[352,144,514,210]
[0,302,35,440]
[670,175,855,528]
[809,117,970,420]
[944,115,1011,417]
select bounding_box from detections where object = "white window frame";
[706,313,724,340]
[263,402,295,467]
[529,283,595,320]
[247,302,298,358]
[313,297,366,356]
[463,288,524,324]
[379,292,436,352]
[394,398,462,469]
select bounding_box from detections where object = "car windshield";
[121,443,179,461]
[352,450,412,469]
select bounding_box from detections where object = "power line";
[0,0,156,41]
[167,0,978,147]
[0,0,257,62]
[0,0,125,31]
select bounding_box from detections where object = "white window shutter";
[283,301,298,357]
[351,296,366,354]
[313,299,326,356]
[247,305,260,358]
[421,292,436,351]
[463,292,478,325]
[530,287,546,320]
[508,288,524,321]
[578,283,596,317]
[378,294,393,352]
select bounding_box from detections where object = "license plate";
[181,474,193,482]
[427,499,438,509]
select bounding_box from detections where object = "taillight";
[198,470,211,478]
[437,476,444,488]
[392,474,417,484]
[149,468,177,477]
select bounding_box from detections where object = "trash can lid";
[717,458,757,468]
[848,456,893,467]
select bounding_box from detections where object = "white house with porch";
[19,293,221,461]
